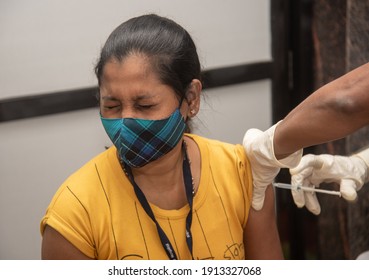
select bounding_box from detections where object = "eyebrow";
[133,94,155,102]
[101,93,157,102]
[101,96,119,101]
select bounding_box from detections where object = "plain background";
[0,0,271,259]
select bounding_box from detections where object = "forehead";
[99,54,176,100]
[101,54,154,83]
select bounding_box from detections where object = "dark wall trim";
[202,61,272,88]
[0,88,98,123]
[0,61,272,122]
[272,0,315,260]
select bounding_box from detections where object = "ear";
[185,79,202,118]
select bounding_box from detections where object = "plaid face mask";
[101,108,186,168]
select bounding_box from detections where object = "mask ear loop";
[180,81,193,109]
[179,95,186,107]
[178,96,191,131]
[180,85,194,132]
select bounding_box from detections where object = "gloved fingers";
[304,188,321,215]
[291,176,312,208]
[340,179,358,201]
[291,166,314,187]
[308,154,326,169]
[291,188,305,208]
[290,154,324,175]
[290,154,319,174]
[251,185,267,211]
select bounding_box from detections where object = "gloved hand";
[243,122,303,210]
[290,148,369,215]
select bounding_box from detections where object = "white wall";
[0,0,270,99]
[0,0,272,259]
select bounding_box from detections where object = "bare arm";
[274,62,369,159]
[244,185,283,259]
[41,225,93,260]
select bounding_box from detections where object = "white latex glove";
[243,122,303,210]
[290,148,369,215]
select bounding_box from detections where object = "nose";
[120,106,139,119]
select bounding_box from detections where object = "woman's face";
[99,54,181,120]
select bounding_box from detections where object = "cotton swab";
[273,182,341,197]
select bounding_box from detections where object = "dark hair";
[94,14,202,100]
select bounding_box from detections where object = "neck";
[132,142,184,189]
[126,140,188,209]
[132,141,183,178]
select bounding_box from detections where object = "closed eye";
[136,104,156,110]
[105,105,120,109]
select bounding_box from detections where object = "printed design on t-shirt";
[223,242,244,260]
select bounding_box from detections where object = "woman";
[40,14,283,260]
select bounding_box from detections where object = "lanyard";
[123,143,194,260]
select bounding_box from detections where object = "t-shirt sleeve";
[234,144,253,227]
[40,185,96,258]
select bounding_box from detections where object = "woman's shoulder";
[187,133,246,160]
[42,147,123,225]
[53,146,121,199]
[67,147,115,180]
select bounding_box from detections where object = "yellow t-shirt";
[40,134,253,260]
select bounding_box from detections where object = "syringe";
[273,182,341,197]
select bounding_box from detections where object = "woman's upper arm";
[41,225,93,260]
[243,185,284,260]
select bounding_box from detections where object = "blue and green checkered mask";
[101,108,186,168]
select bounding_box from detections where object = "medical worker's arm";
[243,62,369,211]
[274,62,369,158]
[42,225,93,260]
[275,62,369,214]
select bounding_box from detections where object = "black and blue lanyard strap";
[123,143,194,260]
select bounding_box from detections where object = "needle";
[273,182,341,197]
